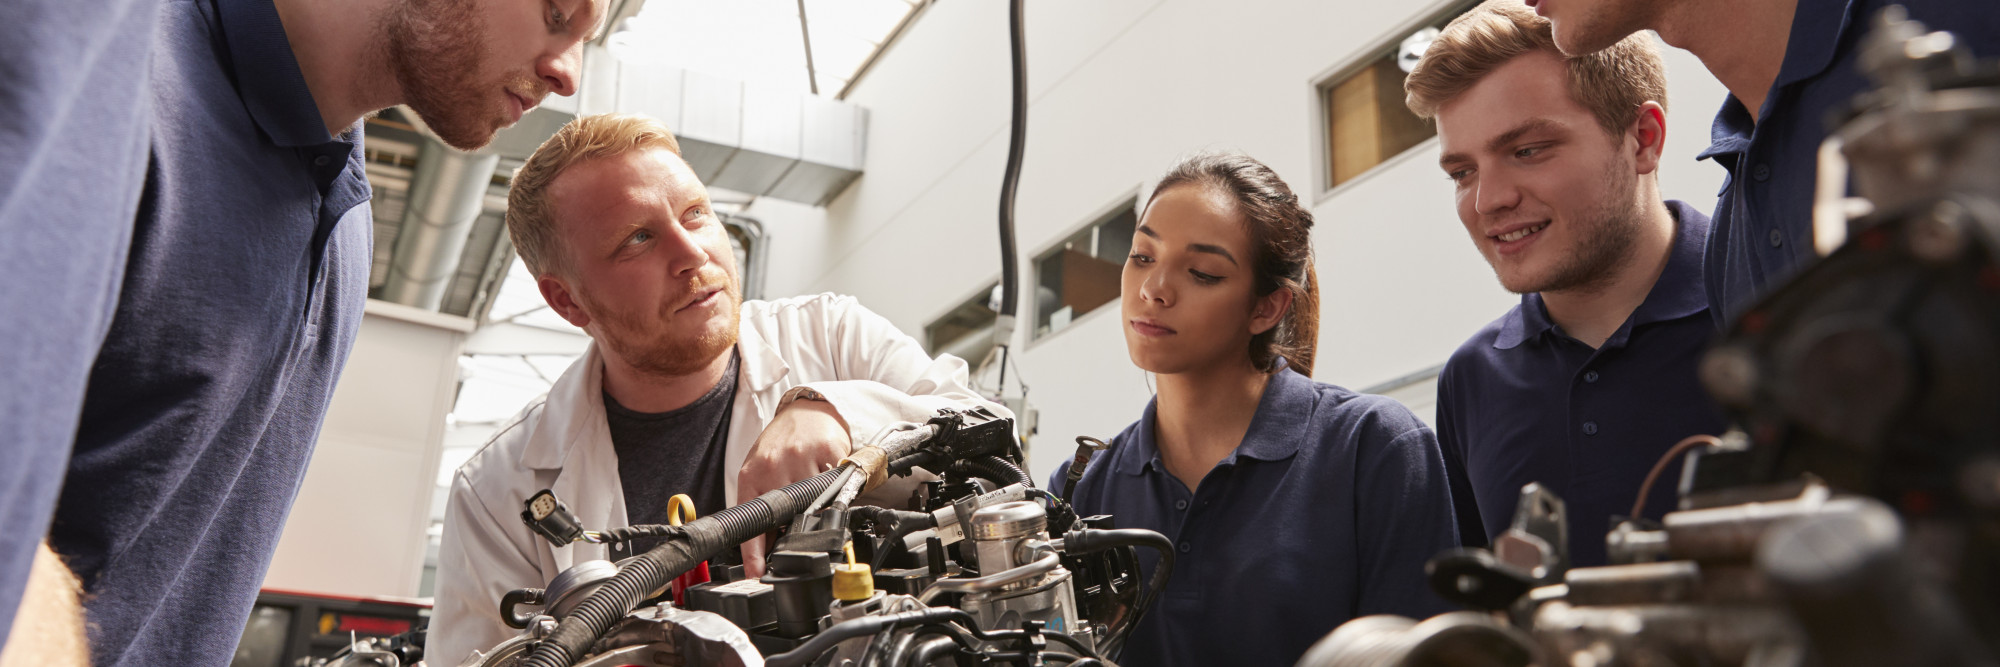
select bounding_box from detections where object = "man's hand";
[0,541,88,667]
[737,396,852,576]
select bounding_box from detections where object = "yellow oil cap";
[832,541,874,602]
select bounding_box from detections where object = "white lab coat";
[428,293,1007,665]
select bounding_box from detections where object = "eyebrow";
[1135,224,1239,266]
[1439,117,1567,167]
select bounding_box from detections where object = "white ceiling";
[606,0,923,98]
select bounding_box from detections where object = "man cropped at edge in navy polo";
[33,0,605,664]
[0,0,159,661]
[1406,0,1728,566]
[1531,0,2000,321]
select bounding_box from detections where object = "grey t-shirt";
[604,351,739,557]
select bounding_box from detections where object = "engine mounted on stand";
[422,408,1168,667]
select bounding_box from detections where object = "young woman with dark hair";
[1052,153,1462,666]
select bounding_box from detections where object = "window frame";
[923,278,1004,365]
[1025,188,1142,347]
[1308,0,1478,205]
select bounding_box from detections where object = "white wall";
[743,0,1731,484]
[263,300,468,598]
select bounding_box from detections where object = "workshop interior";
[7,0,1998,666]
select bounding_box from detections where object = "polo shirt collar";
[1773,0,1858,92]
[1625,201,1712,327]
[1116,360,1315,475]
[1698,0,1857,162]
[1492,200,1710,350]
[215,0,335,147]
[1493,298,1554,350]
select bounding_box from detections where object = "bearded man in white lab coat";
[429,113,1006,665]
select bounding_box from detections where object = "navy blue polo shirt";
[44,0,372,664]
[1436,201,1727,568]
[1050,363,1460,667]
[1699,0,2000,321]
[0,0,161,647]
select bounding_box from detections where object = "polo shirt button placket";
[1769,229,1785,248]
[1178,541,1192,554]
[1582,421,1599,436]
[1584,370,1599,384]
[1752,163,1771,182]
[313,154,330,167]
[1175,499,1188,511]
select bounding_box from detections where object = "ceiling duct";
[378,138,501,311]
[578,46,868,207]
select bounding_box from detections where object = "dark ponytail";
[1147,152,1319,376]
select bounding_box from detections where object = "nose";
[1137,267,1174,307]
[1473,167,1522,217]
[538,43,582,97]
[660,223,709,278]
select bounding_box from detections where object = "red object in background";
[332,614,413,636]
[670,561,712,605]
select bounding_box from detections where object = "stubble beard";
[1504,160,1645,296]
[387,0,507,151]
[1551,0,1659,57]
[588,275,744,379]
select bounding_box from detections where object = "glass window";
[926,282,1001,364]
[1319,4,1476,190]
[1324,55,1436,188]
[1033,199,1137,340]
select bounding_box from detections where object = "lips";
[1494,222,1548,243]
[676,286,723,313]
[1129,318,1176,337]
[504,90,541,123]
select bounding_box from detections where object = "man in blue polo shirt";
[1532,0,2000,321]
[1407,1,1729,566]
[0,0,159,660]
[20,0,605,663]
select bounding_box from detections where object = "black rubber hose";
[888,451,939,478]
[950,455,1033,489]
[994,0,1027,389]
[500,588,545,629]
[866,627,922,667]
[1063,528,1175,660]
[766,608,976,667]
[520,466,847,667]
[804,464,857,518]
[904,635,962,667]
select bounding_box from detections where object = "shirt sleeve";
[429,471,541,667]
[1432,366,1489,547]
[783,294,1014,456]
[0,0,158,644]
[1352,421,1461,619]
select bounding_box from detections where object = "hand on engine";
[737,397,852,577]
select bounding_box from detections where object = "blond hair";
[506,113,684,276]
[1405,0,1667,136]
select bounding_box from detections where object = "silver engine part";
[956,500,1091,648]
[460,602,763,667]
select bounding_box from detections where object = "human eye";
[623,229,652,247]
[682,205,710,226]
[1515,143,1552,160]
[547,1,568,32]
[1189,270,1221,285]
[1127,253,1153,265]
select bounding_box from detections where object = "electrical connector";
[521,489,585,546]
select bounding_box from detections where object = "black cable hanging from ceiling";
[995,0,1027,389]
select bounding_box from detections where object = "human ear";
[1249,288,1294,337]
[1630,101,1667,176]
[538,273,593,329]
